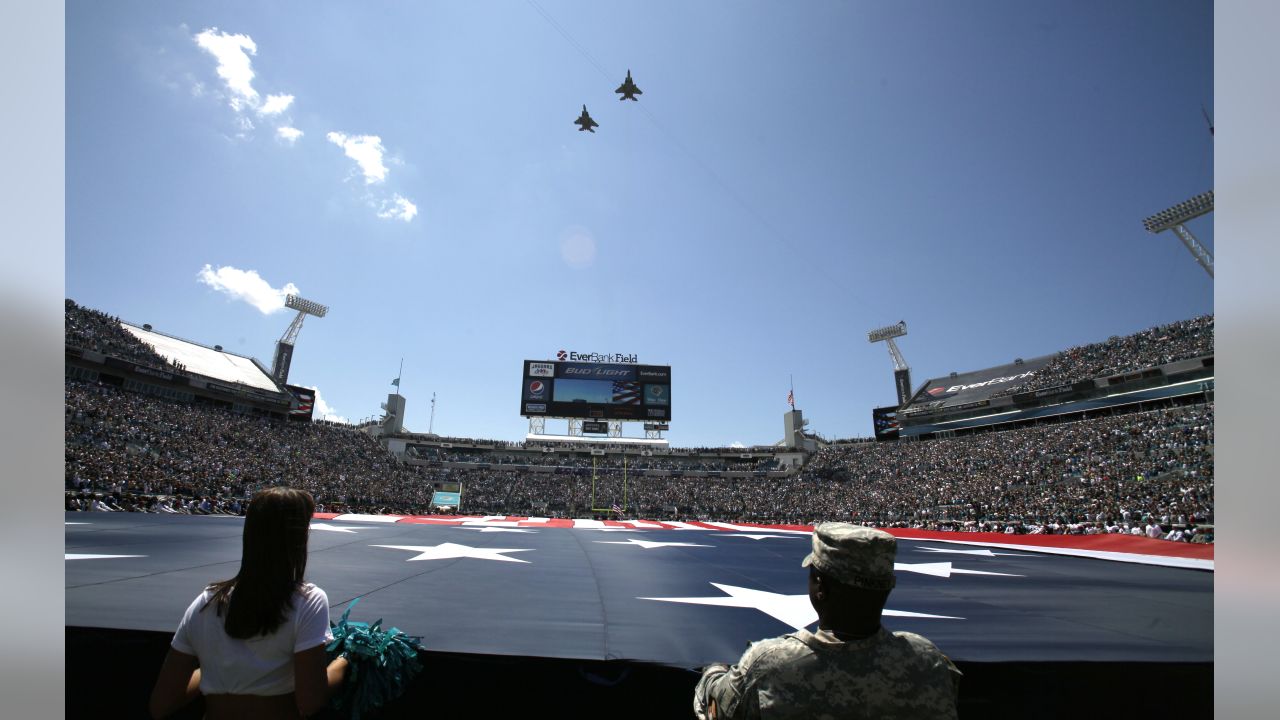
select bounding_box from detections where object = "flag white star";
[914,546,1034,557]
[371,543,533,563]
[894,561,1022,578]
[310,523,363,533]
[596,539,714,549]
[721,534,802,541]
[641,583,962,630]
[65,554,145,560]
[642,583,817,629]
[65,522,90,525]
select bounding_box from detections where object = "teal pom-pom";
[326,598,424,719]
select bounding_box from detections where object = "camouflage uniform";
[693,523,961,719]
[693,626,960,719]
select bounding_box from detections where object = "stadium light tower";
[271,294,328,385]
[868,321,913,407]
[1143,190,1214,279]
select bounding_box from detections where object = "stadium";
[65,298,1213,718]
[57,3,1224,717]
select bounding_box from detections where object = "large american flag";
[67,513,1212,668]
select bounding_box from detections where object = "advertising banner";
[431,491,461,508]
[893,369,913,407]
[272,343,294,383]
[906,355,1055,410]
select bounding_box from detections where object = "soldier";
[693,523,961,719]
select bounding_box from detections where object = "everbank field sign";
[555,349,638,364]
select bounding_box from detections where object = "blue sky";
[65,1,1213,446]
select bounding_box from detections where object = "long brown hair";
[206,486,315,639]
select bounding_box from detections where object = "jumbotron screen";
[871,405,900,441]
[520,360,671,421]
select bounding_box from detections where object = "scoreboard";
[520,360,671,422]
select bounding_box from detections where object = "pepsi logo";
[529,381,545,393]
[648,386,665,397]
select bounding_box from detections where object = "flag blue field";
[65,513,1212,668]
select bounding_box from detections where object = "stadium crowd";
[991,314,1213,398]
[65,378,1213,542]
[65,380,441,516]
[408,446,780,472]
[65,299,188,374]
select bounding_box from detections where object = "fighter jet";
[615,70,642,101]
[574,105,598,133]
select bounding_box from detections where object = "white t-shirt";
[171,582,333,696]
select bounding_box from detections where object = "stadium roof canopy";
[122,323,280,393]
[905,354,1056,410]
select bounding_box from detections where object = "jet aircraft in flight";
[574,105,599,133]
[615,70,642,101]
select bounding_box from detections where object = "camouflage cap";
[801,523,897,590]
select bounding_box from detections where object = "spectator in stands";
[148,487,348,719]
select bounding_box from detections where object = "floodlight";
[285,294,329,318]
[1143,191,1213,234]
[1141,191,1214,279]
[867,321,907,343]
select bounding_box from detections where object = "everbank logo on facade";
[939,370,1037,393]
[555,349,639,364]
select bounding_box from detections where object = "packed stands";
[64,298,1213,541]
[789,404,1213,533]
[65,378,1213,541]
[65,380,439,515]
[991,315,1213,398]
[65,299,187,373]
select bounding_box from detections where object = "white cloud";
[327,132,389,184]
[729,441,746,448]
[193,29,299,141]
[193,29,259,108]
[196,264,299,315]
[259,93,294,116]
[304,386,349,424]
[376,194,418,222]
